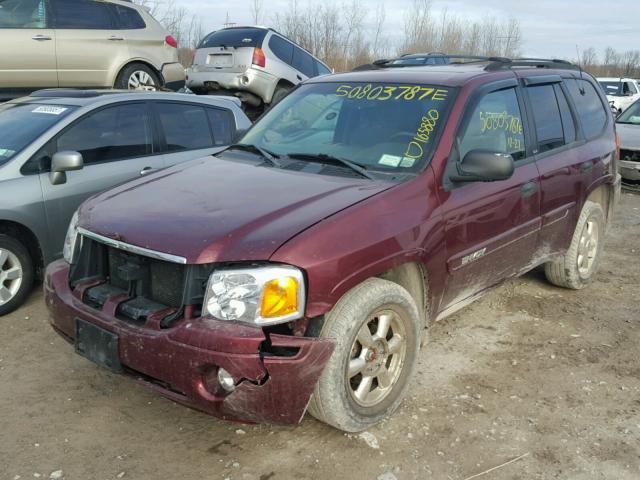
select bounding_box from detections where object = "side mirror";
[49,151,83,186]
[451,149,515,183]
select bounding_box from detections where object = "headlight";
[62,210,80,264]
[202,265,305,326]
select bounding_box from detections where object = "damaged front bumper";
[44,260,334,425]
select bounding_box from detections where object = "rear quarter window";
[269,35,294,65]
[566,79,607,140]
[112,5,146,29]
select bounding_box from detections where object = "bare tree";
[250,0,264,25]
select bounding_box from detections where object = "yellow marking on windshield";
[335,85,449,102]
[404,109,441,160]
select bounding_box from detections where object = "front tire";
[544,201,606,289]
[0,235,34,316]
[115,63,161,91]
[308,278,422,432]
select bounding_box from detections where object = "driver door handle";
[140,166,157,176]
[32,35,52,41]
[108,36,125,41]
[521,181,538,198]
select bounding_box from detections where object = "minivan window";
[57,103,152,164]
[566,79,607,140]
[157,103,213,151]
[458,88,526,161]
[241,82,454,173]
[317,62,332,76]
[599,81,622,96]
[0,0,46,28]
[207,108,234,146]
[112,5,145,29]
[626,82,638,95]
[528,85,565,153]
[51,0,114,29]
[269,35,294,65]
[199,28,267,49]
[292,47,316,77]
[0,103,76,166]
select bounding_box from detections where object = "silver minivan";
[0,90,251,315]
[187,27,332,109]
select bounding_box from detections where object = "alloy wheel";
[577,219,599,277]
[127,70,157,91]
[347,308,408,407]
[0,248,23,306]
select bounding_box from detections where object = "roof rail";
[484,58,580,71]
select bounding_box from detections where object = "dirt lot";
[1,192,639,480]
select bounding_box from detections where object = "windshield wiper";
[225,144,282,168]
[285,152,375,180]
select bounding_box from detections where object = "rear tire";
[115,63,161,91]
[308,278,422,432]
[0,235,34,316]
[544,201,605,289]
[271,86,291,105]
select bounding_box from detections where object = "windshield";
[617,100,640,125]
[199,28,267,49]
[240,82,454,174]
[0,103,76,167]
[600,81,623,96]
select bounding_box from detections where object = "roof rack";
[364,55,579,72]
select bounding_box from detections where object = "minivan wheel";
[115,64,160,91]
[0,235,34,316]
[544,200,605,290]
[308,278,422,432]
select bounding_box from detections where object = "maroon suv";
[46,57,621,432]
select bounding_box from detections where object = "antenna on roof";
[575,45,586,95]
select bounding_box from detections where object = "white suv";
[598,77,640,114]
[186,27,331,110]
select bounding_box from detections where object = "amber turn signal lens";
[261,277,298,318]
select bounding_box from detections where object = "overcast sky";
[175,0,639,59]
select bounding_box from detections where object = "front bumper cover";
[44,260,334,425]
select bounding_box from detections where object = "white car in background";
[186,26,332,113]
[598,77,640,114]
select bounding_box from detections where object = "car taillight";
[252,48,266,68]
[165,35,178,48]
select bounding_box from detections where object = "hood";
[78,154,392,264]
[617,123,640,149]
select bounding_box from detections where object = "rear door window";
[0,0,47,28]
[51,0,114,29]
[555,84,576,144]
[206,108,234,146]
[269,35,293,65]
[292,47,316,77]
[458,88,526,161]
[57,103,153,164]
[156,103,213,151]
[199,28,267,48]
[527,84,565,153]
[566,79,607,140]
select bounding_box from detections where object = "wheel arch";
[378,262,430,328]
[113,60,164,89]
[267,79,296,104]
[0,220,43,275]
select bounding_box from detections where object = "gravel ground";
[1,192,639,480]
